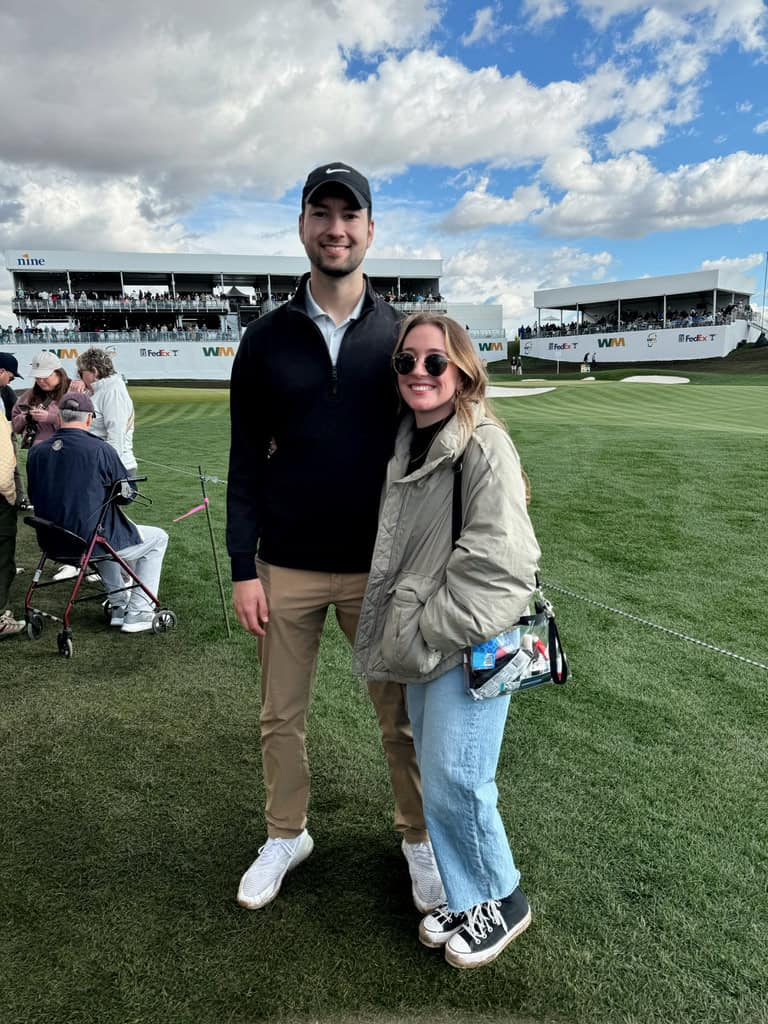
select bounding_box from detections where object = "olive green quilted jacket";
[353,403,541,684]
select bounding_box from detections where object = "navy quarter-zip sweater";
[226,274,401,581]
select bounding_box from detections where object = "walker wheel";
[27,611,44,641]
[57,631,74,658]
[152,609,177,634]
[102,600,113,623]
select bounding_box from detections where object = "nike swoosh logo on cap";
[326,167,350,174]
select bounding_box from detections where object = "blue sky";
[1,0,767,328]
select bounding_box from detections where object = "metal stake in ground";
[199,465,231,639]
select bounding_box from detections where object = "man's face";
[0,369,12,387]
[299,193,374,279]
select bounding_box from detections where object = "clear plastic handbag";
[464,587,569,701]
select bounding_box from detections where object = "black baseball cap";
[0,353,21,378]
[301,161,372,211]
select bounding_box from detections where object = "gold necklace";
[409,415,451,464]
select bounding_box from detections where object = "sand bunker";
[487,386,555,398]
[621,375,689,384]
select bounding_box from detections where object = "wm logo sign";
[202,346,235,357]
[478,342,504,352]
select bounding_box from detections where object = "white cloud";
[737,101,754,112]
[441,239,613,328]
[439,178,549,231]
[0,0,715,211]
[461,5,499,45]
[533,150,768,238]
[579,1,766,49]
[439,148,768,239]
[699,253,765,274]
[755,119,768,134]
[522,0,568,27]
[0,0,441,201]
[605,117,668,154]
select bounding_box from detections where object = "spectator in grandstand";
[353,314,540,969]
[0,407,24,639]
[74,348,137,476]
[228,160,440,915]
[11,352,72,450]
[27,391,168,634]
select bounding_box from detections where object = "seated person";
[26,392,169,634]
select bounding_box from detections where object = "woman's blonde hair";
[394,313,504,448]
[76,347,115,379]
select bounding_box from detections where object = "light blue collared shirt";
[305,283,365,366]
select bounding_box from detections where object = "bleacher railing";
[522,312,749,339]
[12,297,230,313]
[1,329,235,346]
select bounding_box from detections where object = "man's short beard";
[318,264,355,278]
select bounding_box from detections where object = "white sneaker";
[237,830,314,910]
[121,610,154,634]
[402,839,446,913]
[53,564,79,581]
[0,609,25,639]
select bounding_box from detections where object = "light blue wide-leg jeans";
[406,665,520,913]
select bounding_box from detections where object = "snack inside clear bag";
[465,594,568,701]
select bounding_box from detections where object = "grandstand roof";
[3,248,441,280]
[534,269,754,310]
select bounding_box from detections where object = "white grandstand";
[524,269,763,364]
[3,249,507,381]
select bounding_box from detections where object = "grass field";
[493,340,768,386]
[2,373,767,1024]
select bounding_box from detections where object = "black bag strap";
[452,455,569,686]
[451,458,463,548]
[548,614,569,685]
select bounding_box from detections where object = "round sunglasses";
[392,351,450,377]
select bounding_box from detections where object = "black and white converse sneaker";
[418,904,466,948]
[445,887,531,969]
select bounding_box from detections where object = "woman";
[11,352,72,448]
[354,314,541,970]
[75,348,136,474]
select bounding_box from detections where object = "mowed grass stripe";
[494,384,768,435]
[137,403,229,429]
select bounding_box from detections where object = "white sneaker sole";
[445,908,531,969]
[120,620,154,633]
[236,833,314,910]
[418,921,464,948]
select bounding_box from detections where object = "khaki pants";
[256,560,427,842]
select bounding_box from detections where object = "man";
[0,352,20,420]
[0,406,24,639]
[227,161,443,912]
[27,392,168,634]
[0,352,30,510]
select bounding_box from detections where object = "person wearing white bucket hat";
[11,351,72,449]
